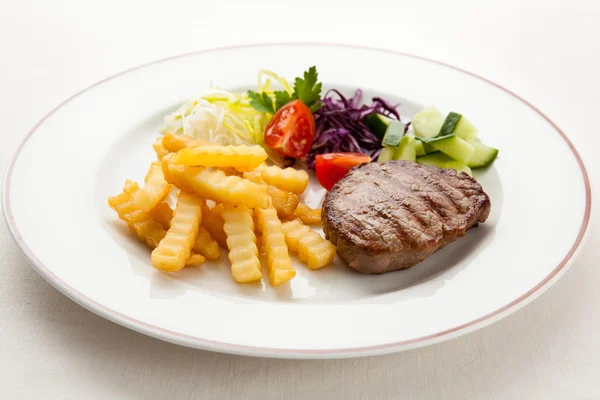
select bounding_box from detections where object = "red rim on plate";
[2,43,592,357]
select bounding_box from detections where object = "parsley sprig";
[248,66,322,114]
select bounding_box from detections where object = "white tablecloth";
[1,0,598,398]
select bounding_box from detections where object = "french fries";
[258,165,309,194]
[185,253,207,268]
[257,207,296,286]
[153,137,170,160]
[280,219,309,251]
[222,205,262,283]
[243,171,299,218]
[165,150,270,210]
[109,132,339,286]
[193,226,221,260]
[148,195,220,261]
[110,182,206,266]
[148,202,173,230]
[151,193,203,272]
[172,145,268,172]
[202,204,227,247]
[162,132,208,152]
[133,162,172,212]
[162,154,197,193]
[148,200,220,260]
[182,167,269,209]
[293,203,322,225]
[269,187,300,218]
[253,207,263,234]
[108,180,166,248]
[219,167,243,177]
[281,219,336,270]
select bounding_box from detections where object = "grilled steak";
[322,160,491,274]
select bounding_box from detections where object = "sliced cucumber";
[426,134,475,164]
[364,113,391,140]
[377,146,395,162]
[414,139,426,156]
[417,153,473,176]
[382,121,405,147]
[437,112,478,141]
[467,140,498,168]
[438,112,462,137]
[421,140,437,154]
[394,135,416,162]
[411,106,445,139]
[454,116,478,141]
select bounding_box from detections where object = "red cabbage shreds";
[307,89,400,169]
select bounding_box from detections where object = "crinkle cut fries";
[108,133,335,286]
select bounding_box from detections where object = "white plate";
[3,44,591,359]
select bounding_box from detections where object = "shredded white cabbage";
[162,89,271,146]
[162,70,290,149]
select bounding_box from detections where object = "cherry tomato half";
[264,100,315,158]
[315,153,372,191]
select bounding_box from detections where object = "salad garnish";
[162,89,270,147]
[248,66,323,114]
[161,66,499,190]
[263,99,316,158]
[315,153,371,191]
[307,89,400,169]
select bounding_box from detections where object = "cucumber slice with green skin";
[394,135,416,162]
[364,113,391,140]
[467,140,499,168]
[421,140,438,154]
[437,112,478,141]
[427,134,475,164]
[437,112,462,137]
[377,146,395,162]
[382,121,405,147]
[414,139,426,156]
[417,153,473,176]
[454,116,478,141]
[411,106,445,139]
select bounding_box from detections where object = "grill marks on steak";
[322,161,491,274]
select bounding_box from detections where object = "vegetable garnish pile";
[162,90,270,147]
[247,66,323,114]
[307,89,400,169]
[248,67,322,159]
[162,66,499,191]
[383,106,500,177]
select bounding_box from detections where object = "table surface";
[1,0,598,398]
